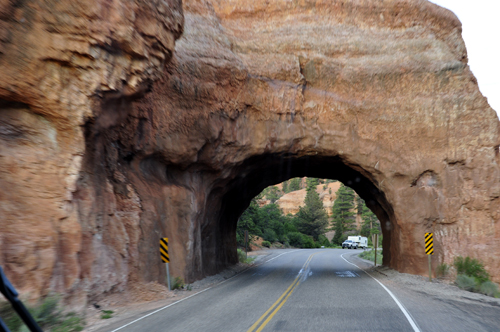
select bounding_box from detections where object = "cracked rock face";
[0,0,183,308]
[1,0,499,308]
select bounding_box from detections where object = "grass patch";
[454,256,490,283]
[479,281,500,298]
[436,263,449,278]
[237,249,256,264]
[456,274,477,292]
[453,256,500,298]
[100,310,114,319]
[171,277,184,290]
[0,295,84,332]
[358,249,383,263]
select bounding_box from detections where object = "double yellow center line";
[247,252,321,332]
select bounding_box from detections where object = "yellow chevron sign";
[425,233,434,255]
[160,238,170,263]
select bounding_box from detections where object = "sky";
[429,0,500,119]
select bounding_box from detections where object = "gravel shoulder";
[345,251,500,331]
[84,249,278,332]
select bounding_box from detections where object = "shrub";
[237,248,255,264]
[454,256,490,283]
[237,248,247,262]
[436,263,449,278]
[280,235,289,244]
[172,277,184,290]
[0,302,23,332]
[100,310,114,320]
[301,234,315,248]
[318,234,330,247]
[261,241,271,248]
[358,250,383,263]
[479,281,500,297]
[262,229,278,243]
[287,232,304,247]
[456,274,477,292]
[0,296,84,332]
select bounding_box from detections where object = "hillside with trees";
[236,177,381,249]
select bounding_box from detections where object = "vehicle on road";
[342,239,357,249]
[348,236,368,249]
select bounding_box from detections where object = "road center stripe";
[247,251,321,332]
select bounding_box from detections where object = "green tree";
[356,195,364,215]
[282,180,289,193]
[306,177,320,191]
[358,199,379,238]
[294,184,329,240]
[331,184,356,245]
[237,199,262,244]
[262,186,282,203]
[288,178,301,192]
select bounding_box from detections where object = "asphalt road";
[102,249,421,332]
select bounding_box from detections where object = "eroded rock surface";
[0,0,183,308]
[1,0,499,309]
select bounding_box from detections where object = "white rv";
[347,236,368,249]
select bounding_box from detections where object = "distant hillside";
[277,182,341,216]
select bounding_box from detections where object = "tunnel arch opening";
[202,153,397,277]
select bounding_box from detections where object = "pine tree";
[306,177,320,190]
[282,180,289,193]
[295,185,328,240]
[331,184,356,245]
[288,177,301,192]
[358,198,380,238]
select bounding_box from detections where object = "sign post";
[425,233,434,282]
[160,237,171,290]
[374,234,378,267]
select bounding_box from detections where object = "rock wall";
[0,0,183,308]
[1,0,499,309]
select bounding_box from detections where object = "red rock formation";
[0,0,183,308]
[1,0,499,310]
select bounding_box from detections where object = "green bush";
[436,263,449,278]
[318,234,330,247]
[237,248,247,262]
[0,296,84,332]
[301,234,315,248]
[262,228,278,242]
[479,281,500,297]
[0,302,23,332]
[454,256,490,283]
[172,277,184,290]
[456,274,477,292]
[287,232,304,247]
[100,310,114,320]
[358,249,383,263]
[237,248,255,264]
[261,241,271,248]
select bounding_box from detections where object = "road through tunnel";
[204,154,396,278]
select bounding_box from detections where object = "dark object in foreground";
[0,266,43,332]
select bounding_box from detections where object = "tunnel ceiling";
[1,0,499,308]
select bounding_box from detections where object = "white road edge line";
[109,250,298,332]
[340,253,421,332]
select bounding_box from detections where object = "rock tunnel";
[1,0,500,308]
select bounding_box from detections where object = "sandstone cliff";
[1,0,499,310]
[277,182,341,216]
